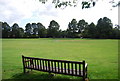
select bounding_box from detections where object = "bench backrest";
[22,55,86,77]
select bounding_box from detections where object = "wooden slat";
[51,61,53,72]
[45,60,47,70]
[68,63,70,74]
[54,61,56,72]
[27,59,30,67]
[30,59,32,67]
[31,59,34,68]
[61,62,63,73]
[42,60,45,70]
[64,62,66,73]
[79,64,81,76]
[37,60,39,70]
[71,63,73,75]
[48,60,50,71]
[40,60,42,70]
[75,63,77,75]
[58,62,60,73]
[35,59,37,69]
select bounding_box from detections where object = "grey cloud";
[0,0,27,25]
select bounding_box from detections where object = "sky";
[0,0,118,30]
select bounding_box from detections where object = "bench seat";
[26,65,86,76]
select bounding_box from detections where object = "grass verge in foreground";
[2,38,118,80]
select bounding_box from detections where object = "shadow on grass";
[2,71,83,81]
[2,71,119,81]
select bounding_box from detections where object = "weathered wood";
[51,61,53,72]
[83,60,85,81]
[40,60,42,69]
[22,55,26,73]
[68,63,70,74]
[75,63,77,75]
[79,64,81,76]
[22,55,88,81]
[43,60,45,70]
[24,56,83,64]
[64,62,66,74]
[71,63,73,75]
[61,61,63,73]
[55,61,56,72]
[45,60,47,70]
[37,60,39,70]
[48,60,50,72]
[58,62,60,73]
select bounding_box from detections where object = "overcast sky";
[0,0,118,30]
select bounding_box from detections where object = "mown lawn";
[2,38,118,80]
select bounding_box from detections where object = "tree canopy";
[1,17,120,39]
[47,20,60,38]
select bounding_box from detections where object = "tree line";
[1,17,120,39]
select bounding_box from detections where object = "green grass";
[2,38,118,80]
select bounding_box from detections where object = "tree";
[77,19,88,34]
[111,25,120,39]
[83,22,97,38]
[25,23,32,37]
[60,30,67,38]
[96,17,113,38]
[32,23,38,37]
[2,22,11,38]
[37,23,47,38]
[67,19,78,38]
[47,20,60,38]
[11,23,20,38]
[18,28,24,38]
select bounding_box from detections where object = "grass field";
[2,38,118,80]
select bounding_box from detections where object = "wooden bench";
[22,55,88,81]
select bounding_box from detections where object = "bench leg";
[23,68,26,73]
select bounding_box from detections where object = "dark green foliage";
[111,26,120,39]
[32,23,38,36]
[1,17,120,39]
[96,17,113,39]
[37,23,47,38]
[2,22,25,38]
[25,23,32,37]
[77,19,88,33]
[83,22,97,38]
[11,23,20,38]
[47,20,60,38]
[2,22,11,38]
[18,28,24,38]
[67,19,78,38]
